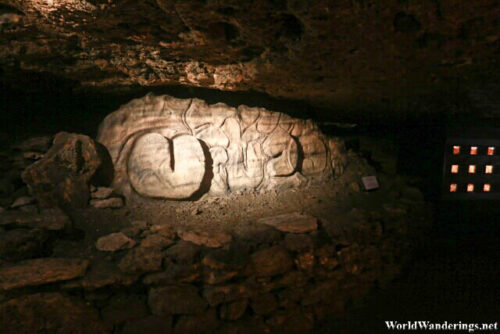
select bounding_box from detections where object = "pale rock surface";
[96,232,136,252]
[0,258,89,290]
[97,94,346,200]
[257,213,318,233]
[177,228,232,248]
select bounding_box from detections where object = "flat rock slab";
[257,213,318,233]
[0,292,109,334]
[96,232,136,252]
[91,186,115,199]
[178,228,232,248]
[0,208,71,231]
[149,285,207,315]
[0,258,89,290]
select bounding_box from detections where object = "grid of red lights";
[446,145,497,195]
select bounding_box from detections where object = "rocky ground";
[0,132,430,333]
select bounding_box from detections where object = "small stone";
[191,207,202,215]
[149,285,207,315]
[91,187,114,199]
[174,308,219,334]
[284,234,313,252]
[143,264,200,285]
[202,283,253,307]
[201,242,250,270]
[141,234,174,249]
[203,269,238,285]
[274,270,308,288]
[301,280,338,306]
[251,246,293,277]
[218,317,269,334]
[0,228,50,261]
[177,228,232,248]
[10,196,35,208]
[131,220,149,230]
[349,181,361,192]
[23,151,44,160]
[220,299,248,321]
[166,241,201,264]
[315,244,339,270]
[101,294,149,325]
[250,293,277,315]
[150,224,176,239]
[266,309,313,334]
[15,136,52,152]
[96,232,136,252]
[0,258,89,290]
[18,205,38,214]
[295,252,315,271]
[123,316,173,334]
[75,259,138,290]
[90,197,124,209]
[257,213,318,233]
[121,226,142,237]
[119,246,164,274]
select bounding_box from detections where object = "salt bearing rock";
[97,94,346,200]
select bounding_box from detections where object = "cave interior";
[0,1,499,333]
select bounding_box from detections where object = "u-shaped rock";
[97,94,346,200]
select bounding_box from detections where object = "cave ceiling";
[0,0,498,119]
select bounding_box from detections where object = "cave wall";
[0,0,498,120]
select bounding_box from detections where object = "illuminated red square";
[451,165,459,173]
[483,184,491,192]
[487,147,495,155]
[470,146,478,155]
[453,146,460,155]
[467,183,474,192]
[449,183,457,192]
[468,165,476,174]
[485,165,493,174]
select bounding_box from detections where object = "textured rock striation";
[97,94,347,200]
[1,1,498,118]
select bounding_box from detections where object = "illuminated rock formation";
[97,94,346,200]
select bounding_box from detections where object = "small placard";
[362,175,379,191]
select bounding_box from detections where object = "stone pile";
[0,205,421,334]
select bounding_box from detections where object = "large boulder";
[21,132,113,208]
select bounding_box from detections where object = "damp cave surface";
[0,77,498,333]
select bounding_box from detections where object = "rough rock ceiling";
[0,0,499,116]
